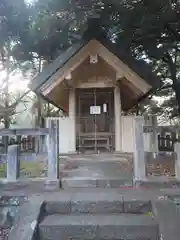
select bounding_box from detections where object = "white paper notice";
[103,104,107,113]
[90,106,101,115]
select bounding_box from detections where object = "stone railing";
[0,119,60,184]
[134,117,179,182]
[144,115,180,152]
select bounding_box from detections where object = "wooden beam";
[47,85,69,111]
[40,40,99,95]
[119,77,141,96]
[72,56,117,88]
[40,39,151,96]
[96,40,151,93]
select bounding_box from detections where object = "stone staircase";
[60,153,134,188]
[37,155,166,240]
[8,189,180,240]
[38,190,159,240]
[7,153,180,240]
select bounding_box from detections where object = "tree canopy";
[1,0,180,124]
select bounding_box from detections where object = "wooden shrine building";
[30,19,161,154]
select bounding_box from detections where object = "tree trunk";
[36,57,43,152]
[166,54,180,115]
[3,42,10,153]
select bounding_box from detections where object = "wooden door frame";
[75,88,115,153]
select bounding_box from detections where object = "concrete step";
[44,191,152,214]
[61,177,133,188]
[61,165,133,176]
[60,153,133,161]
[39,214,159,240]
[60,161,133,176]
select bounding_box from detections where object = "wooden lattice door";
[76,88,115,153]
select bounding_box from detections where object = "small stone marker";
[7,145,20,182]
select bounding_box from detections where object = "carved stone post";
[133,116,146,183]
[175,142,180,180]
[46,118,60,187]
[7,145,20,182]
[151,115,158,154]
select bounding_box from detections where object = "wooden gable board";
[40,40,151,96]
[29,41,85,91]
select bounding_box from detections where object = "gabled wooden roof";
[30,41,85,92]
[30,38,161,93]
[29,23,162,111]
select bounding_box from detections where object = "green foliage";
[0,161,45,178]
[110,0,180,119]
[1,0,180,122]
[144,212,153,217]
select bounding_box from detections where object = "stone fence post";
[46,118,59,183]
[174,142,180,180]
[133,116,146,183]
[7,145,20,182]
[151,115,158,154]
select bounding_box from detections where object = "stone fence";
[0,119,59,184]
[1,116,180,184]
[0,129,47,154]
[134,116,180,182]
[144,115,180,152]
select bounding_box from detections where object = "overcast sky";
[0,70,29,93]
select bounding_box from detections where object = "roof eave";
[35,90,66,113]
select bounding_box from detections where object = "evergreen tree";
[2,0,180,124]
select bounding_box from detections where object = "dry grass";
[0,161,46,178]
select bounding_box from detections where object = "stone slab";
[45,193,71,214]
[43,190,158,215]
[135,177,180,189]
[44,180,61,190]
[159,188,180,197]
[96,178,133,188]
[61,178,97,188]
[61,177,133,189]
[8,195,44,240]
[39,214,159,240]
[152,199,180,240]
[71,192,123,214]
[123,195,152,213]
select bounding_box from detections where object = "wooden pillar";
[133,116,146,182]
[114,86,122,152]
[69,88,76,153]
